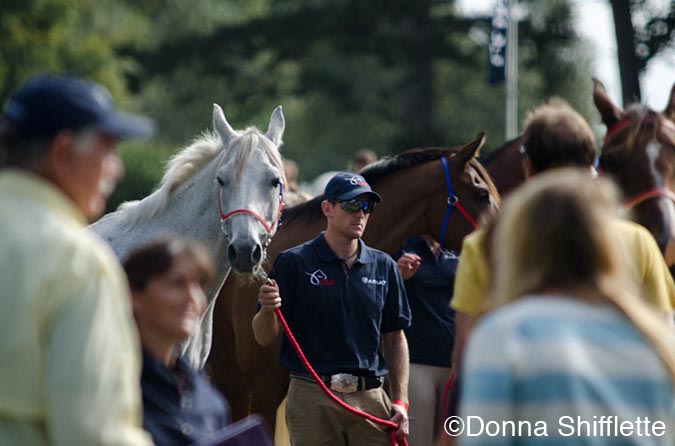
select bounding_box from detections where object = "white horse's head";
[213,104,286,274]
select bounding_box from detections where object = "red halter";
[602,118,632,144]
[218,185,284,235]
[438,156,479,246]
[623,188,675,212]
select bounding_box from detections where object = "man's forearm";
[252,310,280,346]
[382,329,409,402]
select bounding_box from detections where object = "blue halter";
[438,156,478,246]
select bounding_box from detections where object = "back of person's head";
[522,99,596,174]
[493,168,675,381]
[493,168,624,303]
[123,238,214,292]
[349,148,377,172]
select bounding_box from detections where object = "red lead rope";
[274,307,408,446]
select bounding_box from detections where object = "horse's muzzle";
[227,240,263,273]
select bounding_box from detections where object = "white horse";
[90,104,286,368]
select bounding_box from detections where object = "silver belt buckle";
[330,373,359,394]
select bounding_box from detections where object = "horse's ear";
[592,77,623,129]
[664,83,675,121]
[266,106,285,147]
[454,132,486,165]
[213,104,237,143]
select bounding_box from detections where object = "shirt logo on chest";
[362,277,387,286]
[305,269,335,286]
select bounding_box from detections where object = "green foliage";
[0,0,149,104]
[4,0,666,193]
[125,0,600,179]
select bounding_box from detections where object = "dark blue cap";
[323,172,382,202]
[2,74,155,139]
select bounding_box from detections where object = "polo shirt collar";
[142,348,195,386]
[0,169,87,226]
[313,232,375,264]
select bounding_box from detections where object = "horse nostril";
[227,244,237,264]
[251,243,262,264]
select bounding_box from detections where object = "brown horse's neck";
[485,135,525,197]
[262,163,440,270]
[362,163,438,254]
[265,217,326,269]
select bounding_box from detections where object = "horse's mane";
[482,134,523,164]
[612,104,675,154]
[283,146,498,223]
[118,127,284,224]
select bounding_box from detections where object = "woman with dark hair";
[123,238,230,446]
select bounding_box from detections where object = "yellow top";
[0,170,152,446]
[451,220,675,316]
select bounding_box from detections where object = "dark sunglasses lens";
[340,200,374,214]
[341,201,361,213]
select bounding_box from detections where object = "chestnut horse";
[207,134,500,427]
[483,134,525,197]
[594,79,675,270]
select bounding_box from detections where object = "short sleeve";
[636,227,675,312]
[450,230,490,316]
[269,251,299,318]
[381,257,412,332]
[619,221,674,313]
[45,253,151,446]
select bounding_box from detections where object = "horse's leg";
[247,364,290,430]
[181,295,217,369]
[223,274,288,427]
[208,278,252,421]
[182,269,231,369]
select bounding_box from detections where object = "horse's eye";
[216,176,225,187]
[477,189,490,203]
[271,177,282,188]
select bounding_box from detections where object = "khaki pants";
[286,377,393,446]
[407,363,452,446]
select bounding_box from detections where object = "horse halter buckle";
[438,156,478,245]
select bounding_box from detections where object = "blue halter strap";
[438,156,457,246]
[437,156,479,246]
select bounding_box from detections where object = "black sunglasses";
[335,199,376,214]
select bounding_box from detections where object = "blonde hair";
[492,168,675,382]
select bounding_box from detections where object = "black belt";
[290,371,384,392]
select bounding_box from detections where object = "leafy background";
[1,0,672,212]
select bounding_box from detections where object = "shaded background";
[1,0,673,212]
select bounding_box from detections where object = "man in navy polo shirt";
[253,172,411,446]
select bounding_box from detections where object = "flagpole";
[505,0,518,140]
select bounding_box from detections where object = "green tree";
[126,0,595,179]
[0,0,145,105]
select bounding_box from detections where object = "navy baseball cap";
[2,74,155,140]
[323,172,382,202]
